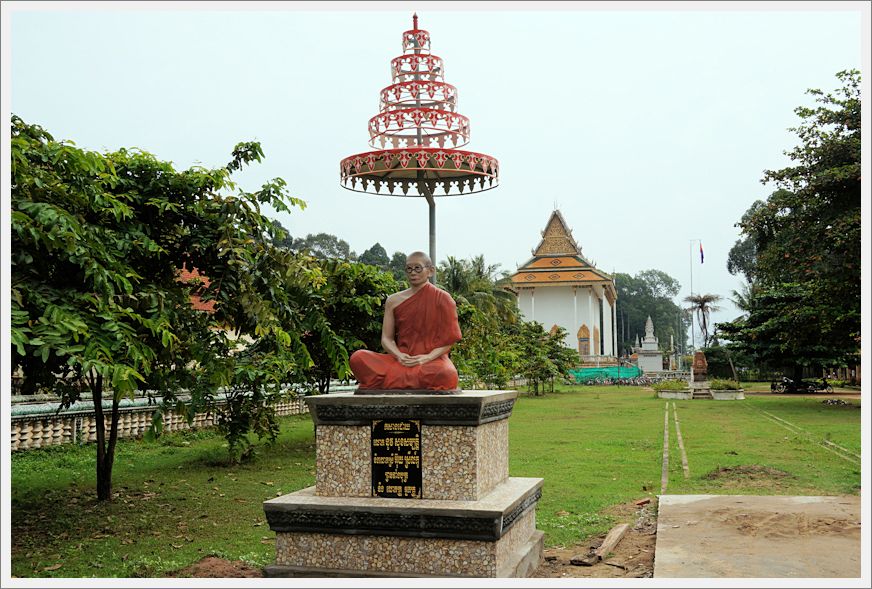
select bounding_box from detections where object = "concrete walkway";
[654,494,861,578]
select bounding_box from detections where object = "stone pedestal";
[263,390,544,577]
[691,351,708,382]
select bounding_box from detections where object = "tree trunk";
[92,373,121,501]
[725,349,739,382]
[318,371,331,395]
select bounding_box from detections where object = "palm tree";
[684,293,722,348]
[438,256,470,295]
[729,280,758,321]
[437,255,518,325]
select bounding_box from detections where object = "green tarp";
[569,365,642,381]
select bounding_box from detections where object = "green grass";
[11,416,316,578]
[11,387,861,577]
[663,396,860,496]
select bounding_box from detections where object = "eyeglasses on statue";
[405,264,431,274]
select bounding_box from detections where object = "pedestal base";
[263,478,543,577]
[263,390,544,577]
[264,531,544,578]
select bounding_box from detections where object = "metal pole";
[411,18,436,284]
[425,186,436,283]
[689,239,695,351]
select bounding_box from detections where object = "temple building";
[508,210,617,364]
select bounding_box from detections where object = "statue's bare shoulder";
[385,288,414,310]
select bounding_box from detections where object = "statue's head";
[405,251,434,285]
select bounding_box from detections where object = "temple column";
[587,288,593,358]
[611,301,617,357]
[573,287,577,343]
[530,288,535,321]
[597,287,603,356]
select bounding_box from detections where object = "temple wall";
[516,286,615,356]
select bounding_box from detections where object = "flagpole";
[688,238,701,352]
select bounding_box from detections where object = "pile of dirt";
[711,508,861,539]
[168,556,262,578]
[704,464,792,481]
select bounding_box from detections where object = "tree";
[11,116,332,497]
[358,242,390,269]
[718,70,861,372]
[729,280,759,321]
[269,218,294,249]
[719,284,842,375]
[451,301,519,390]
[726,200,765,283]
[388,251,409,283]
[291,232,356,260]
[684,293,722,348]
[437,255,518,326]
[302,260,400,394]
[542,326,579,392]
[513,322,574,395]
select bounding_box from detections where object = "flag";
[699,242,704,264]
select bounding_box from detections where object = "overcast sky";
[5,1,868,344]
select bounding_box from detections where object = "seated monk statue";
[349,251,462,391]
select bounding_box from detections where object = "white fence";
[10,383,357,451]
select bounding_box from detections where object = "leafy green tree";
[718,70,860,373]
[269,218,294,249]
[358,242,390,269]
[11,115,332,497]
[388,251,409,283]
[542,325,579,392]
[302,260,400,394]
[452,302,519,390]
[720,284,841,375]
[291,232,356,260]
[726,200,765,283]
[511,322,575,395]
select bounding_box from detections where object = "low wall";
[711,390,745,400]
[10,384,357,451]
[656,390,692,400]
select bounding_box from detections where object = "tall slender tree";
[684,293,722,348]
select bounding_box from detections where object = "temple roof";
[508,210,616,302]
[532,209,582,257]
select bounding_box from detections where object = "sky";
[4,0,869,346]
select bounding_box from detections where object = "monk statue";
[349,251,462,392]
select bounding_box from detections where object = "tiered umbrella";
[340,14,500,272]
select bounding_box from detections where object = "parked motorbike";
[804,378,834,393]
[773,377,832,394]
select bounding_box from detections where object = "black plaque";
[371,419,422,498]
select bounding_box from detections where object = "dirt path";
[534,500,657,578]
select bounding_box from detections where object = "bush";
[710,378,741,390]
[652,380,688,391]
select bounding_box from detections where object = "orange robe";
[350,283,462,390]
